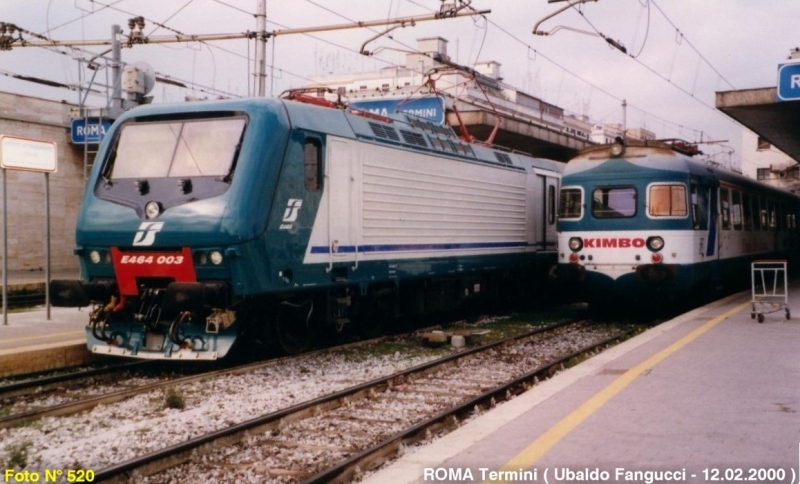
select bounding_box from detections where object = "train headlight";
[646,236,665,252]
[145,201,162,219]
[568,237,583,252]
[209,250,224,265]
[89,250,101,264]
[610,142,625,157]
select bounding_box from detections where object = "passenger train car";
[556,139,800,309]
[51,96,562,360]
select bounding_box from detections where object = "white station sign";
[0,135,57,173]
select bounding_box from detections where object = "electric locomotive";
[555,139,800,310]
[51,96,562,360]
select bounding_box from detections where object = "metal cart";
[750,260,790,323]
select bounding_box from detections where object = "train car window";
[753,197,762,230]
[731,190,742,230]
[759,197,768,230]
[768,199,777,230]
[648,184,687,217]
[719,188,731,230]
[742,193,753,231]
[548,185,556,225]
[592,187,636,218]
[690,183,708,230]
[558,188,583,219]
[111,117,247,179]
[304,138,323,191]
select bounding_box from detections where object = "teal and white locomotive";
[52,95,562,359]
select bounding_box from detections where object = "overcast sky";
[1,0,797,169]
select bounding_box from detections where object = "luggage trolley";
[750,260,790,323]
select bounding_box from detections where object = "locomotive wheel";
[274,303,312,355]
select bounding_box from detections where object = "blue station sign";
[349,95,446,124]
[71,117,114,144]
[777,62,800,102]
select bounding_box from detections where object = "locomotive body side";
[556,141,800,309]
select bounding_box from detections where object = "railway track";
[0,335,396,430]
[0,361,154,400]
[89,320,636,483]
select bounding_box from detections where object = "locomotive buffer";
[750,260,790,323]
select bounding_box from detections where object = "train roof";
[113,96,562,176]
[564,140,800,199]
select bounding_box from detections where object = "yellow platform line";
[486,302,749,482]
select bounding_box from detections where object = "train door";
[543,175,559,251]
[691,180,718,259]
[718,187,732,260]
[326,138,354,263]
[526,169,558,252]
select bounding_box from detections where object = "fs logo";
[280,199,303,230]
[132,222,165,247]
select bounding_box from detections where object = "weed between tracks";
[3,441,37,469]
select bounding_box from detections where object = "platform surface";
[0,269,94,376]
[365,289,800,484]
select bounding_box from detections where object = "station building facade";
[0,90,84,273]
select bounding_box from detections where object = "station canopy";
[716,87,800,163]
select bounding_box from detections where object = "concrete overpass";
[447,110,592,162]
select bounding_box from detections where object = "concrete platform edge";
[361,291,751,484]
[0,339,100,378]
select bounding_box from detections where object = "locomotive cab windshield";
[107,116,246,180]
[96,114,248,216]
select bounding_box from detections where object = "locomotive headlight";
[568,237,583,252]
[646,236,665,252]
[89,250,101,264]
[145,201,162,219]
[209,250,224,265]
[610,143,625,157]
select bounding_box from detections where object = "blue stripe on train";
[310,241,533,254]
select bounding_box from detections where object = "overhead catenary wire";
[400,0,699,140]
[649,0,735,90]
[4,1,733,148]
[567,2,733,137]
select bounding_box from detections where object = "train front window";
[110,117,247,179]
[592,187,636,218]
[558,188,582,219]
[648,184,687,217]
